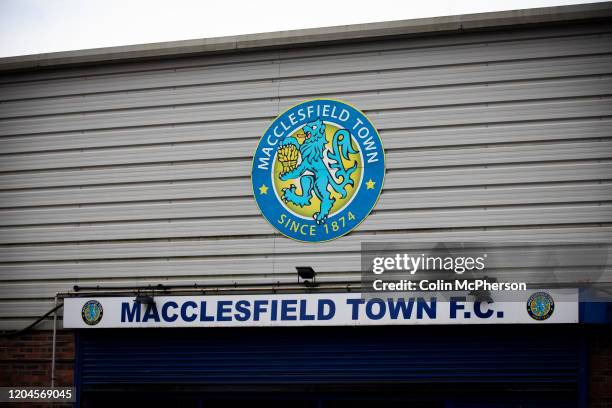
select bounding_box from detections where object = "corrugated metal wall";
[0,20,611,330]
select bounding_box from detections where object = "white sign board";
[64,290,578,329]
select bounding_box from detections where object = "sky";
[0,0,605,58]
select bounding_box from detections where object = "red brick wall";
[590,330,612,408]
[0,330,74,388]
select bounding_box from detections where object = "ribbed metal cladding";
[0,20,611,329]
[77,326,581,385]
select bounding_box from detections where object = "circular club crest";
[252,99,385,242]
[527,292,555,321]
[81,300,103,326]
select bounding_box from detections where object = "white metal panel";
[2,55,611,120]
[0,204,609,244]
[1,109,610,159]
[386,140,612,170]
[381,118,612,150]
[385,161,612,189]
[0,119,271,154]
[279,34,612,77]
[0,178,251,208]
[0,21,611,329]
[0,48,284,85]
[0,137,610,192]
[0,60,281,102]
[0,161,252,190]
[2,76,610,138]
[1,27,609,100]
[1,21,607,84]
[367,98,612,129]
[2,226,611,263]
[0,139,257,172]
[279,55,612,97]
[1,117,611,177]
[0,156,609,192]
[0,274,360,303]
[0,183,609,226]
[0,99,279,137]
[285,76,612,111]
[1,140,610,208]
[0,216,274,243]
[0,80,278,120]
[0,249,605,282]
[0,198,259,225]
[377,183,612,210]
[3,109,612,173]
[0,301,60,318]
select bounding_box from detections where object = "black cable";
[0,303,63,338]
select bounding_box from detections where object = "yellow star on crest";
[366,179,376,190]
[259,184,269,195]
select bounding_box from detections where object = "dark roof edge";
[1,2,610,73]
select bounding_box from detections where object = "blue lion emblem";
[81,300,103,325]
[278,118,358,224]
[527,292,555,321]
[252,99,385,242]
